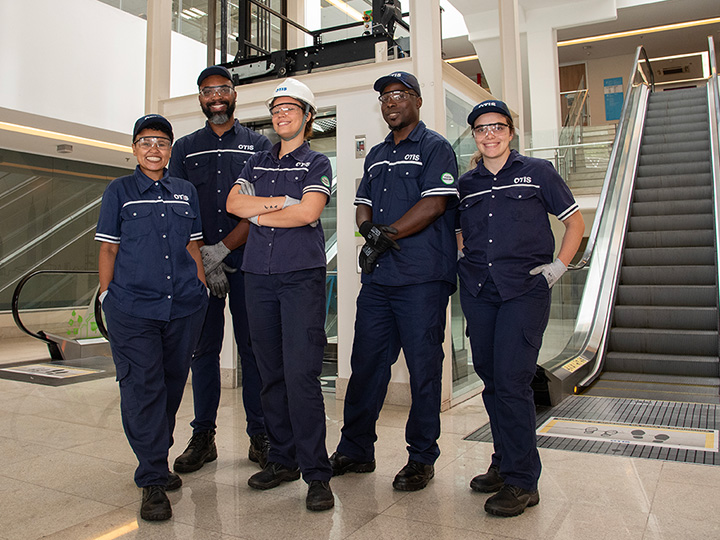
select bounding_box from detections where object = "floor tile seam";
[0,470,133,509]
[373,511,519,539]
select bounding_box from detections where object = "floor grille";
[464,395,720,465]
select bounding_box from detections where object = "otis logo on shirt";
[405,154,420,161]
[514,176,532,184]
[296,161,311,167]
[173,193,190,201]
[237,144,255,150]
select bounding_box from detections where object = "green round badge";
[441,172,455,185]
[321,175,330,187]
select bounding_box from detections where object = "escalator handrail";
[706,36,720,319]
[568,46,653,272]
[12,269,102,344]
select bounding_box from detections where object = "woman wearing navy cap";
[96,114,208,521]
[226,78,334,512]
[457,100,584,517]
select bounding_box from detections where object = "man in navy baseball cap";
[197,65,234,87]
[467,99,512,126]
[133,114,173,143]
[373,71,422,97]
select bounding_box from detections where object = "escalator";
[584,87,719,402]
[536,39,720,406]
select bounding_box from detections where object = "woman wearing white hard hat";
[226,78,334,511]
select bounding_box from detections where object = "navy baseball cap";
[373,71,421,97]
[132,114,174,142]
[467,100,512,126]
[197,65,233,87]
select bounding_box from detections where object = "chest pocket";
[185,154,210,186]
[230,153,250,179]
[391,163,422,201]
[170,204,196,239]
[120,204,153,239]
[276,167,307,199]
[503,186,541,222]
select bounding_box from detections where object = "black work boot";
[248,462,301,490]
[166,470,182,491]
[470,465,504,493]
[484,484,540,517]
[329,451,376,476]
[306,480,334,511]
[173,431,217,473]
[392,460,434,491]
[140,485,172,521]
[248,433,270,469]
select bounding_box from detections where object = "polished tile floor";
[1,337,719,539]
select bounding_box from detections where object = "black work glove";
[359,242,382,274]
[359,221,400,253]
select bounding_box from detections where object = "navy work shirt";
[355,121,459,287]
[457,150,579,301]
[95,167,206,321]
[235,141,332,274]
[168,120,272,246]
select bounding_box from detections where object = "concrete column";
[145,0,172,114]
[526,26,561,149]
[498,0,525,150]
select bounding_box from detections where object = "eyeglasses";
[472,123,509,137]
[133,137,172,150]
[199,85,234,98]
[269,103,304,116]
[378,90,418,103]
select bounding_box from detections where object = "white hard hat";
[266,78,317,114]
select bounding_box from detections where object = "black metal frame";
[224,0,408,85]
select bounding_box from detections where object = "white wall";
[0,0,206,136]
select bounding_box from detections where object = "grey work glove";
[282,195,301,209]
[200,242,231,275]
[530,258,567,288]
[236,180,255,196]
[206,263,237,298]
[249,215,260,226]
[99,290,108,304]
[359,221,400,253]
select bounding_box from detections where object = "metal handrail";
[568,46,653,271]
[706,36,720,323]
[12,270,104,344]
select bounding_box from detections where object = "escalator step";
[634,173,712,189]
[625,229,714,248]
[638,150,710,166]
[636,161,711,177]
[612,305,718,330]
[608,328,719,358]
[616,285,716,307]
[630,199,712,216]
[622,246,716,266]
[642,131,709,146]
[633,185,712,203]
[629,213,714,232]
[619,264,716,285]
[639,140,707,155]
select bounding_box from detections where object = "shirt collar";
[383,120,427,145]
[134,166,172,193]
[474,149,524,176]
[203,118,241,138]
[270,140,312,161]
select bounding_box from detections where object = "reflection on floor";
[1,336,719,539]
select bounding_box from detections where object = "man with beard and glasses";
[329,71,459,492]
[168,65,272,475]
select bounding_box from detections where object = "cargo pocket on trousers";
[115,361,139,417]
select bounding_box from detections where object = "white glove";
[282,196,301,209]
[529,258,567,288]
[99,290,108,304]
[236,180,255,196]
[200,242,231,275]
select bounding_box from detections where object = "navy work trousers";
[338,281,452,465]
[189,248,265,436]
[104,297,207,487]
[244,268,332,482]
[460,277,551,491]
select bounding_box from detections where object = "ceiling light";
[557,17,720,47]
[0,122,131,153]
[57,144,73,154]
[445,54,479,64]
[325,0,364,22]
